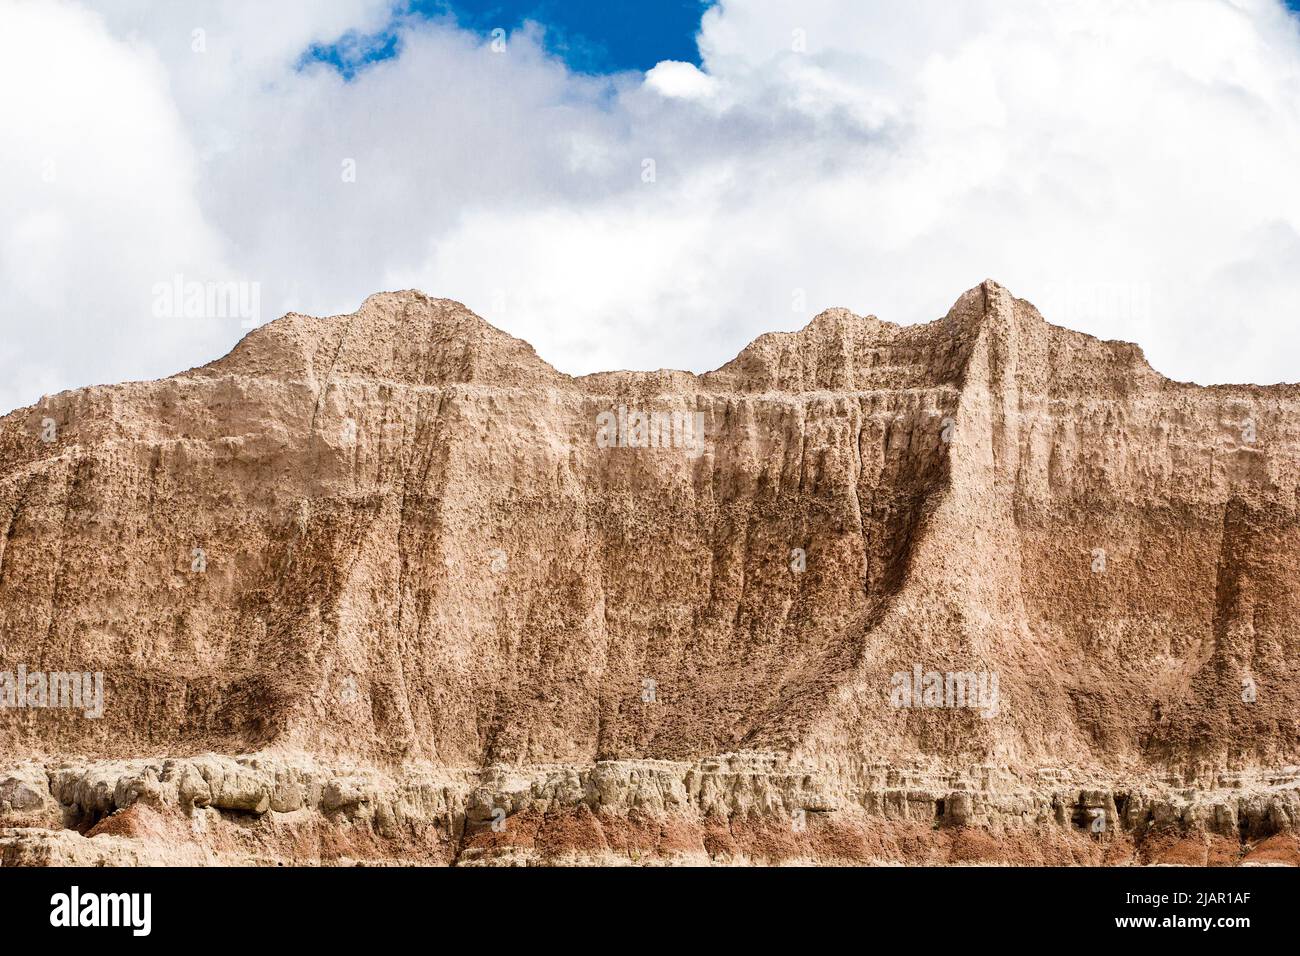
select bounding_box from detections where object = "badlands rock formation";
[1,280,1298,866]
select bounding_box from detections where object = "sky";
[302,2,707,80]
[2,0,1300,415]
[302,1,712,78]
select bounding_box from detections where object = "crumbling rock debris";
[1,280,1298,865]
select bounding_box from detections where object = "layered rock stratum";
[1,280,1298,866]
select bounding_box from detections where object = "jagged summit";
[180,280,1159,397]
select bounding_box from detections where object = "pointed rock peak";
[939,279,1016,328]
[979,277,1012,300]
[941,279,1166,390]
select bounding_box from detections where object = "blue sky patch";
[302,1,1300,82]
[300,29,402,80]
[301,0,710,80]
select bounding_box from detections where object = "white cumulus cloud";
[645,60,718,100]
[2,0,1300,414]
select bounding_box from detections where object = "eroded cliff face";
[1,280,1298,865]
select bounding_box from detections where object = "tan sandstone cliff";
[1,280,1297,866]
